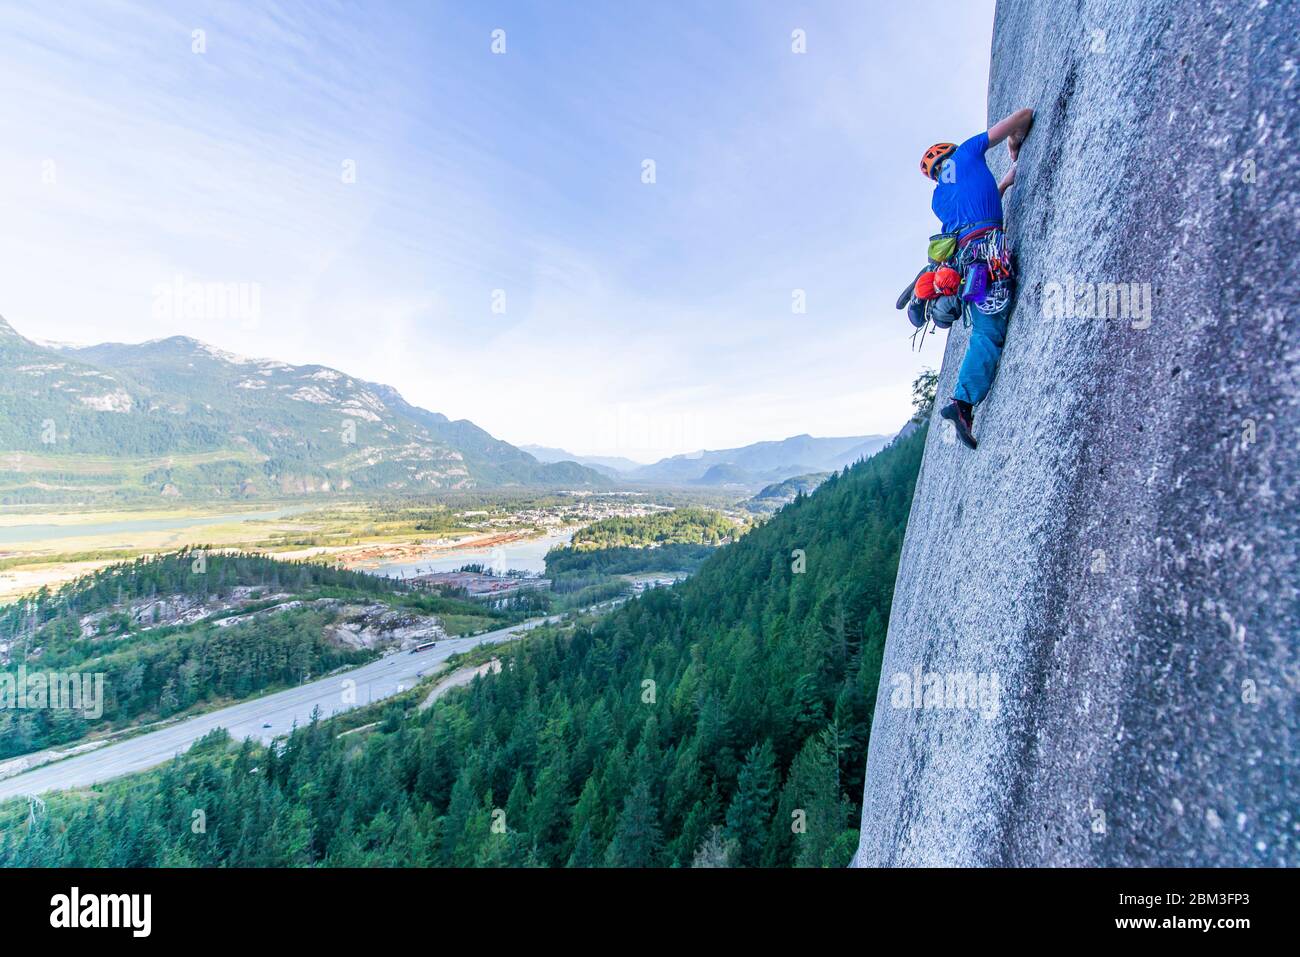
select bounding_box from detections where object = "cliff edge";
[854,0,1297,865]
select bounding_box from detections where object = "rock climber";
[920,107,1033,448]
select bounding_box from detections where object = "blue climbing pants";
[953,301,1010,405]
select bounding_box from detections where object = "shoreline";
[0,526,575,603]
[282,528,563,569]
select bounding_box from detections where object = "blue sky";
[0,0,995,461]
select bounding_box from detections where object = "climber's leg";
[953,303,1010,406]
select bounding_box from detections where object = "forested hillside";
[542,507,742,604]
[0,552,516,759]
[566,507,739,549]
[545,543,716,581]
[0,550,396,643]
[2,426,923,867]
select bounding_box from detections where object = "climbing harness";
[898,220,1016,349]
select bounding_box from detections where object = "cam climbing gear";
[920,142,957,180]
[958,223,1014,315]
[978,279,1013,314]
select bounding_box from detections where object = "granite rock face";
[854,0,1297,866]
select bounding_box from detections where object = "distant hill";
[743,472,833,513]
[690,463,757,486]
[519,444,643,478]
[566,506,738,550]
[0,316,607,503]
[631,433,891,486]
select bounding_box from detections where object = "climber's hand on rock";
[990,108,1034,161]
[1008,127,1024,160]
[998,161,1018,197]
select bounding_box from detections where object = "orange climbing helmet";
[920,142,957,180]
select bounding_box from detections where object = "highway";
[0,616,556,802]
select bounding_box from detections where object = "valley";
[1,315,880,603]
[0,314,917,867]
[0,425,926,866]
[0,494,726,600]
[0,497,768,778]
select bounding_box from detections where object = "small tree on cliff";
[911,368,938,423]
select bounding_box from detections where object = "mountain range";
[0,316,895,504]
[632,434,889,485]
[0,316,607,503]
[519,446,644,479]
[528,434,891,487]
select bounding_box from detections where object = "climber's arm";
[988,108,1034,160]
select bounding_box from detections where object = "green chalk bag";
[927,232,959,264]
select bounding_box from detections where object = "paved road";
[0,616,556,802]
[419,658,501,712]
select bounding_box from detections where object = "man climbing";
[920,108,1033,449]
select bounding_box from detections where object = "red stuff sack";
[933,265,961,296]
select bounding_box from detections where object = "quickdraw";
[959,227,1014,314]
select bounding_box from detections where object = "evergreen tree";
[604,780,662,868]
[724,741,778,867]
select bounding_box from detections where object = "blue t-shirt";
[930,131,1002,235]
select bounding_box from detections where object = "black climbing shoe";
[940,399,977,449]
